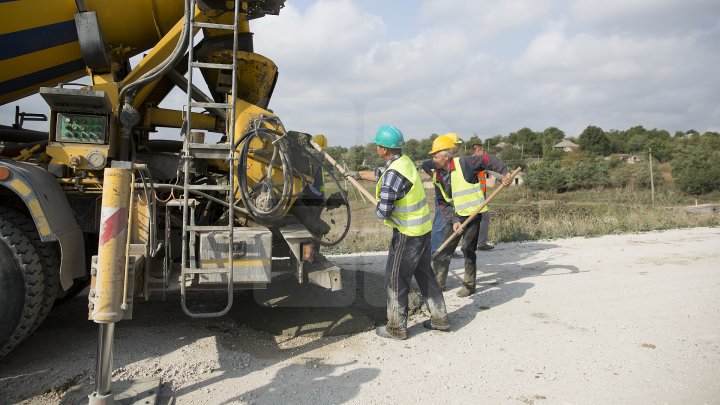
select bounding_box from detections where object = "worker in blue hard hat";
[347,125,450,340]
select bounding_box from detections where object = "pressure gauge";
[86,151,107,170]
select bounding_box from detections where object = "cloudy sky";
[2,0,719,146]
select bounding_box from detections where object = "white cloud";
[2,0,719,144]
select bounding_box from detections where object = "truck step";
[185,225,231,232]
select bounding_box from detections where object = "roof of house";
[554,140,579,148]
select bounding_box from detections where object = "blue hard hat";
[372,125,405,148]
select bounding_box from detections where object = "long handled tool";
[431,167,522,261]
[309,140,378,204]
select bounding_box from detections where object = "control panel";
[56,113,107,144]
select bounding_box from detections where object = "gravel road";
[1,227,719,404]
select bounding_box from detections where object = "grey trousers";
[477,210,491,246]
[385,229,448,333]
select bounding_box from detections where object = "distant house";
[617,154,643,164]
[494,142,510,149]
[553,140,579,152]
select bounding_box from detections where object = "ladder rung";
[188,143,231,150]
[183,268,232,275]
[188,184,231,191]
[186,225,232,232]
[192,22,235,30]
[166,198,198,207]
[191,61,234,70]
[190,102,231,109]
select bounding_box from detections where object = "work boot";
[422,318,450,332]
[457,264,477,297]
[375,326,407,340]
[433,262,449,291]
[456,284,476,297]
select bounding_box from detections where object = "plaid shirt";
[375,154,412,219]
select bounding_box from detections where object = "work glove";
[325,192,345,210]
[344,170,360,180]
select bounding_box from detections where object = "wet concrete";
[183,267,427,338]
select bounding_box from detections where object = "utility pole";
[649,147,655,204]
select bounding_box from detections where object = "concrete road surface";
[1,227,718,404]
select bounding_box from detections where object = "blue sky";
[2,0,719,147]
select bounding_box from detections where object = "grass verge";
[322,185,720,254]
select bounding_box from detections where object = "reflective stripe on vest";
[320,167,326,194]
[433,157,488,216]
[375,155,432,236]
[478,171,487,195]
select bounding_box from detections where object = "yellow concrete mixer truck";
[0,0,350,376]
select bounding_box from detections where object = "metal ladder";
[180,0,241,318]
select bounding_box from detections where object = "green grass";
[322,183,720,254]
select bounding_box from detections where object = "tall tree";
[541,127,565,157]
[507,127,542,157]
[625,125,648,153]
[404,138,421,161]
[578,125,611,156]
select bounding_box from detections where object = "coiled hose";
[236,125,294,224]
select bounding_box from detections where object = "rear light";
[0,167,10,181]
[301,242,315,263]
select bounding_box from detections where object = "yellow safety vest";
[433,157,488,216]
[376,155,432,236]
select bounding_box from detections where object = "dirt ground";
[1,227,719,404]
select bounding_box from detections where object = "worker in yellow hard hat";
[422,134,461,261]
[422,133,512,296]
[443,132,463,152]
[291,134,344,255]
[309,133,344,208]
[309,134,328,196]
[313,134,328,150]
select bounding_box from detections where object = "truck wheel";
[0,208,60,332]
[0,210,44,358]
[0,243,24,347]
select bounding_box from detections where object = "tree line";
[325,125,720,195]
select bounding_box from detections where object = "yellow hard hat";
[444,132,462,144]
[429,135,455,155]
[313,134,328,150]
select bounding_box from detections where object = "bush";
[672,146,720,195]
[525,158,610,192]
[525,160,564,191]
[610,161,663,189]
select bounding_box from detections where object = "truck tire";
[0,210,44,358]
[0,208,60,332]
[0,243,24,347]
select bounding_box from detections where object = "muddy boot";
[376,326,407,340]
[456,265,477,297]
[432,262,449,291]
[422,317,450,332]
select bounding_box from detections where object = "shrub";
[525,158,610,192]
[610,161,663,189]
[672,146,720,195]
